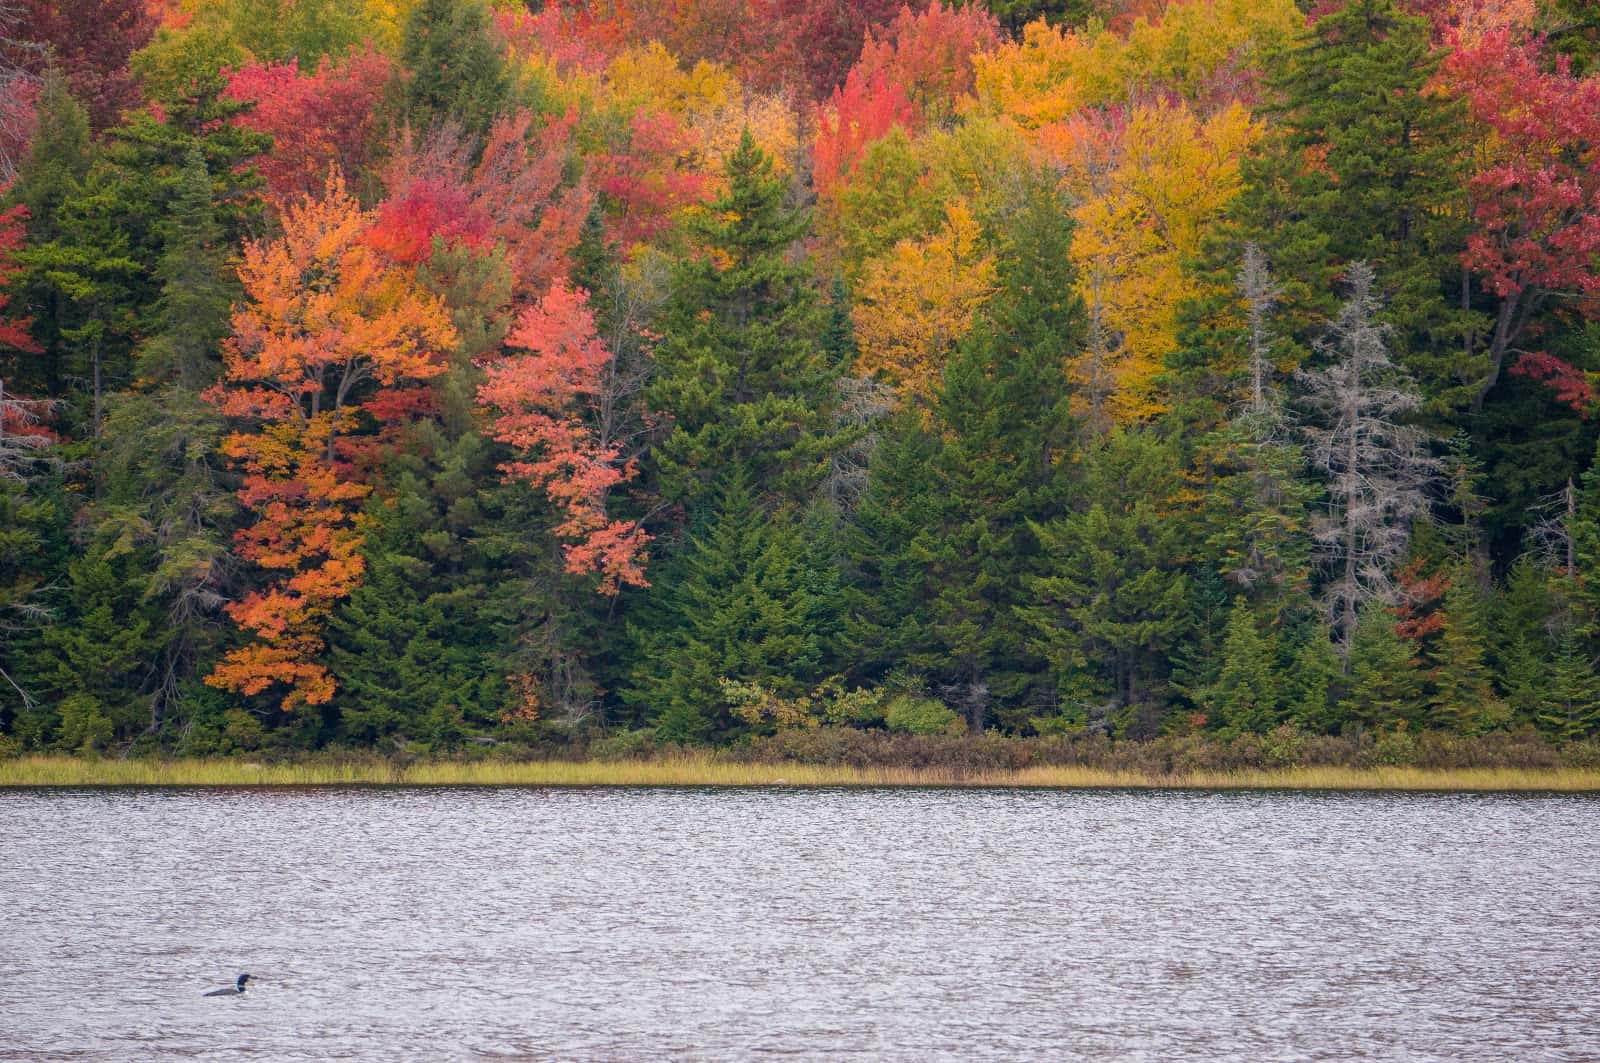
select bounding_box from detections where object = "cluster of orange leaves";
[205,175,457,711]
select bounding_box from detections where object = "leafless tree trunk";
[1298,262,1439,656]
[1239,243,1281,425]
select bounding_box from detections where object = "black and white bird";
[203,974,252,997]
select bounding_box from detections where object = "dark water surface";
[2,787,1597,1061]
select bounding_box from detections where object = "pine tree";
[8,68,90,244]
[36,554,162,748]
[399,0,512,139]
[647,131,840,509]
[1538,623,1600,740]
[1020,430,1190,727]
[1234,0,1478,413]
[623,469,838,741]
[327,454,516,749]
[1210,602,1281,735]
[1287,631,1342,734]
[1426,572,1508,733]
[1494,556,1556,725]
[1339,603,1423,730]
[878,181,1085,730]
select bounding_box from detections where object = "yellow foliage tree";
[1052,101,1260,422]
[851,198,997,401]
[971,0,1301,125]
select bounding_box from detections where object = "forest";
[2,0,1600,761]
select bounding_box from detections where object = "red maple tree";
[477,280,650,594]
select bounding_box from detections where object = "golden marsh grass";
[2,755,1597,791]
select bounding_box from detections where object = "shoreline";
[2,755,1598,792]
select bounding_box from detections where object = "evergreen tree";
[0,471,70,742]
[35,554,162,748]
[1539,622,1600,740]
[1020,430,1190,731]
[1286,631,1343,734]
[868,181,1085,730]
[1425,572,1508,733]
[1494,556,1556,724]
[399,0,512,139]
[842,408,940,685]
[1339,603,1424,730]
[1210,601,1282,735]
[1234,0,1477,414]
[78,145,239,737]
[7,68,90,244]
[647,131,840,509]
[328,453,516,749]
[624,469,839,741]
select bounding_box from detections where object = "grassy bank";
[3,754,1599,791]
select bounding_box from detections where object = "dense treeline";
[3,0,1600,757]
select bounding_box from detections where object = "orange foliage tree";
[855,2,1000,120]
[205,175,458,711]
[476,279,650,594]
[1044,100,1260,421]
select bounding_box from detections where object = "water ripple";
[2,787,1597,1060]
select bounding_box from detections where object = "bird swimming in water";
[203,974,252,997]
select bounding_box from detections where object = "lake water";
[2,787,1597,1061]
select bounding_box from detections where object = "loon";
[203,974,252,997]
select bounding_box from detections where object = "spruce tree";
[623,470,838,741]
[647,131,840,509]
[36,555,162,748]
[1539,623,1600,740]
[1339,603,1424,730]
[1494,557,1556,725]
[1234,0,1477,413]
[1020,430,1191,729]
[1426,572,1508,733]
[1287,632,1342,734]
[400,0,512,139]
[327,456,516,749]
[880,181,1085,730]
[1210,602,1281,735]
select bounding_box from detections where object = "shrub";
[884,694,962,736]
[57,695,114,754]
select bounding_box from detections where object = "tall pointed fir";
[1231,0,1476,414]
[646,129,842,509]
[85,145,239,740]
[849,180,1085,731]
[1019,429,1192,735]
[399,0,512,139]
[625,132,845,737]
[623,469,839,741]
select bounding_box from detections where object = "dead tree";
[1298,262,1439,655]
